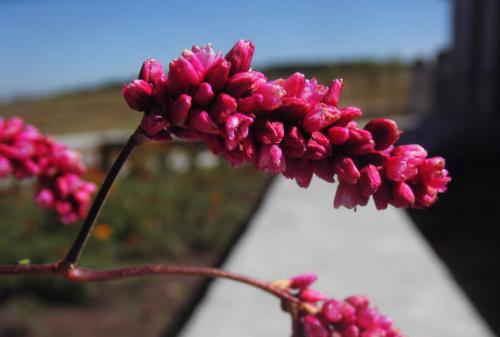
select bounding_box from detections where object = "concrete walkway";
[181,177,493,337]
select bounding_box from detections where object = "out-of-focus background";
[0,1,499,337]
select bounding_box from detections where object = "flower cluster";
[273,273,404,337]
[122,40,450,209]
[0,117,96,224]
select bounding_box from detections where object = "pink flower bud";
[139,59,165,84]
[337,106,362,126]
[284,72,305,97]
[362,328,387,337]
[300,288,329,302]
[210,93,237,124]
[334,182,368,209]
[392,182,415,208]
[384,156,419,182]
[335,157,360,184]
[327,126,350,145]
[122,80,152,111]
[391,144,427,159]
[0,155,12,177]
[358,165,382,197]
[275,97,310,121]
[289,272,318,289]
[225,113,253,150]
[153,75,170,107]
[188,109,220,135]
[257,144,286,173]
[194,82,215,105]
[302,103,341,133]
[299,79,328,106]
[254,119,284,144]
[357,307,381,329]
[283,157,314,188]
[321,300,343,323]
[225,39,255,75]
[225,71,267,97]
[342,325,360,337]
[419,157,450,192]
[238,93,263,113]
[167,59,190,94]
[205,58,231,92]
[302,315,328,337]
[253,81,286,111]
[282,126,307,158]
[177,54,203,85]
[305,131,331,160]
[364,118,401,151]
[35,188,54,208]
[373,183,391,210]
[324,79,343,106]
[140,113,170,137]
[168,94,192,126]
[343,129,375,156]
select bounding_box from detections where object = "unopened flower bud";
[364,118,401,151]
[289,272,318,289]
[335,157,360,184]
[225,39,255,75]
[226,71,267,97]
[275,97,310,121]
[140,113,170,137]
[282,126,307,158]
[302,103,341,133]
[284,72,305,97]
[327,126,350,145]
[337,106,362,126]
[238,93,263,113]
[358,165,382,197]
[384,156,418,182]
[257,144,286,173]
[168,94,192,126]
[122,80,152,111]
[210,93,238,123]
[139,59,165,84]
[302,315,328,337]
[194,82,215,105]
[188,109,220,135]
[324,79,343,106]
[321,300,343,323]
[254,119,284,144]
[225,113,253,150]
[254,81,286,111]
[205,58,231,92]
[300,288,329,302]
[392,181,415,207]
[305,131,331,160]
[391,144,427,159]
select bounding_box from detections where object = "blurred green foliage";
[0,142,271,303]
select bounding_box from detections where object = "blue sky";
[0,0,450,101]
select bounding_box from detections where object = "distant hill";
[0,61,410,135]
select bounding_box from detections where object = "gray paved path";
[180,177,493,337]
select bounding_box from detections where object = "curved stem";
[0,262,298,304]
[62,127,142,267]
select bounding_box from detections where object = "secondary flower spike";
[0,117,96,224]
[123,40,450,209]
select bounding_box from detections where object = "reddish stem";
[0,262,298,304]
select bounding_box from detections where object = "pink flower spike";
[300,288,329,302]
[302,103,341,133]
[168,94,192,126]
[324,79,343,107]
[364,118,401,151]
[225,39,255,75]
[122,80,152,111]
[194,82,215,106]
[302,315,328,337]
[289,272,318,289]
[209,93,237,124]
[188,109,220,135]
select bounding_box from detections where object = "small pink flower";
[254,81,286,111]
[302,103,341,133]
[122,80,152,111]
[364,118,401,151]
[302,315,328,337]
[188,109,220,135]
[210,93,238,124]
[224,113,253,151]
[289,272,318,289]
[194,82,215,105]
[225,39,255,75]
[324,79,343,107]
[169,94,192,126]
